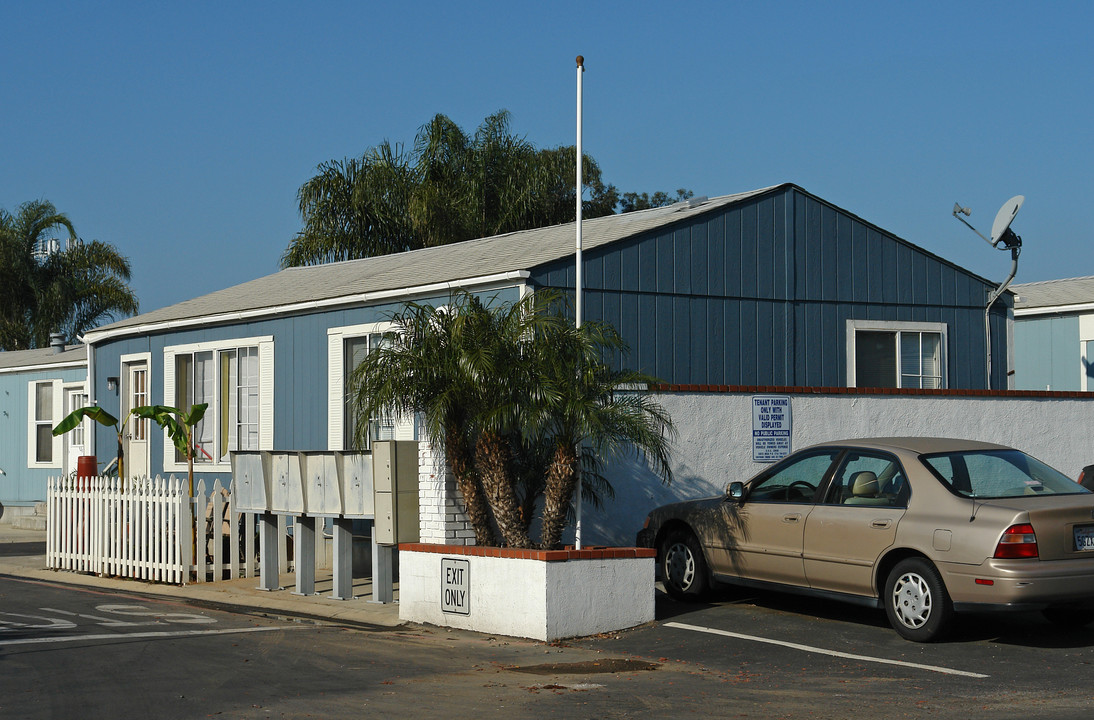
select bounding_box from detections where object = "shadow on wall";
[574,454,723,547]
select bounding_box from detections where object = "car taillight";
[994,523,1038,559]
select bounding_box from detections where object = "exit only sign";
[441,558,470,615]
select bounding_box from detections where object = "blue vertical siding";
[88,287,523,488]
[1013,315,1079,391]
[531,185,1005,389]
[0,363,88,503]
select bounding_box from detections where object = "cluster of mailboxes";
[229,441,420,545]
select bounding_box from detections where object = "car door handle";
[783,513,802,523]
[870,519,892,529]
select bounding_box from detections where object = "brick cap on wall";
[650,384,1094,400]
[399,542,656,562]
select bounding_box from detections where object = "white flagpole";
[574,54,584,550]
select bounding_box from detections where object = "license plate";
[1075,525,1094,551]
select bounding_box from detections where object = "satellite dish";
[990,195,1025,248]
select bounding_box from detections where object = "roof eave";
[84,270,532,345]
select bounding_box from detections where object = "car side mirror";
[727,481,745,501]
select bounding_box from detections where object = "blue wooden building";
[1012,275,1094,392]
[0,344,88,510]
[77,183,1011,488]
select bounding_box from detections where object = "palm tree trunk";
[539,442,579,550]
[475,431,532,549]
[444,426,495,546]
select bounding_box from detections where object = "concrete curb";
[0,526,405,629]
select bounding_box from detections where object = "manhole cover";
[509,659,659,675]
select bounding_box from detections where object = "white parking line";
[665,621,989,678]
[0,625,310,648]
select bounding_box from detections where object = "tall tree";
[618,188,694,213]
[281,111,622,267]
[0,200,139,350]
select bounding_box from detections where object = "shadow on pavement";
[655,579,1094,649]
[0,541,45,558]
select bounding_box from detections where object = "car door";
[712,449,842,587]
[803,450,909,596]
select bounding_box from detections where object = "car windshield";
[921,449,1089,498]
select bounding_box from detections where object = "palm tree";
[282,111,620,268]
[348,296,497,546]
[349,290,674,549]
[524,318,676,549]
[0,200,138,350]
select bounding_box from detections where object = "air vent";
[673,196,709,211]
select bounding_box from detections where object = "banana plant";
[52,405,126,479]
[143,404,208,497]
[53,403,208,495]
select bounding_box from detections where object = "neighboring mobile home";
[0,342,88,515]
[1012,275,1094,392]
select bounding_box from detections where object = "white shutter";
[258,340,274,450]
[163,350,176,467]
[394,412,416,441]
[327,330,344,450]
[51,380,63,464]
[26,380,35,466]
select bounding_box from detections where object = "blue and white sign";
[752,395,792,462]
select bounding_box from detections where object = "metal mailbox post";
[297,451,347,598]
[229,452,280,592]
[371,441,419,604]
[231,449,383,601]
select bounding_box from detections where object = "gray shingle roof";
[0,345,87,372]
[1012,276,1094,311]
[85,186,778,341]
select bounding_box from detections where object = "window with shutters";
[163,337,273,471]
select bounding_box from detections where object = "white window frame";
[1079,315,1094,392]
[120,351,153,441]
[846,320,948,389]
[62,383,90,448]
[27,379,63,468]
[162,335,274,473]
[327,322,416,450]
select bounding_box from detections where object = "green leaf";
[53,406,119,436]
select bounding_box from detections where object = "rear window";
[922,449,1089,498]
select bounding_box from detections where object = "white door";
[62,386,89,478]
[124,362,149,480]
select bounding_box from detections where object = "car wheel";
[660,529,709,601]
[884,558,953,642]
[1042,607,1094,628]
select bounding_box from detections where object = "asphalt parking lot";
[560,584,1094,718]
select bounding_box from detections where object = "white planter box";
[398,544,655,641]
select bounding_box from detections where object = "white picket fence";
[45,475,305,585]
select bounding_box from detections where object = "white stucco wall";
[576,391,1094,547]
[399,549,654,640]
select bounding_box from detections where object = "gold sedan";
[637,438,1094,642]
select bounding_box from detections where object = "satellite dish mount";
[951,195,1026,390]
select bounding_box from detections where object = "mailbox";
[298,451,342,516]
[265,451,305,514]
[337,452,374,518]
[372,440,419,545]
[230,451,269,513]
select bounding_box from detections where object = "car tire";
[1042,607,1094,628]
[660,529,709,601]
[883,558,953,642]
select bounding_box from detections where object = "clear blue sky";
[3,1,1091,315]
